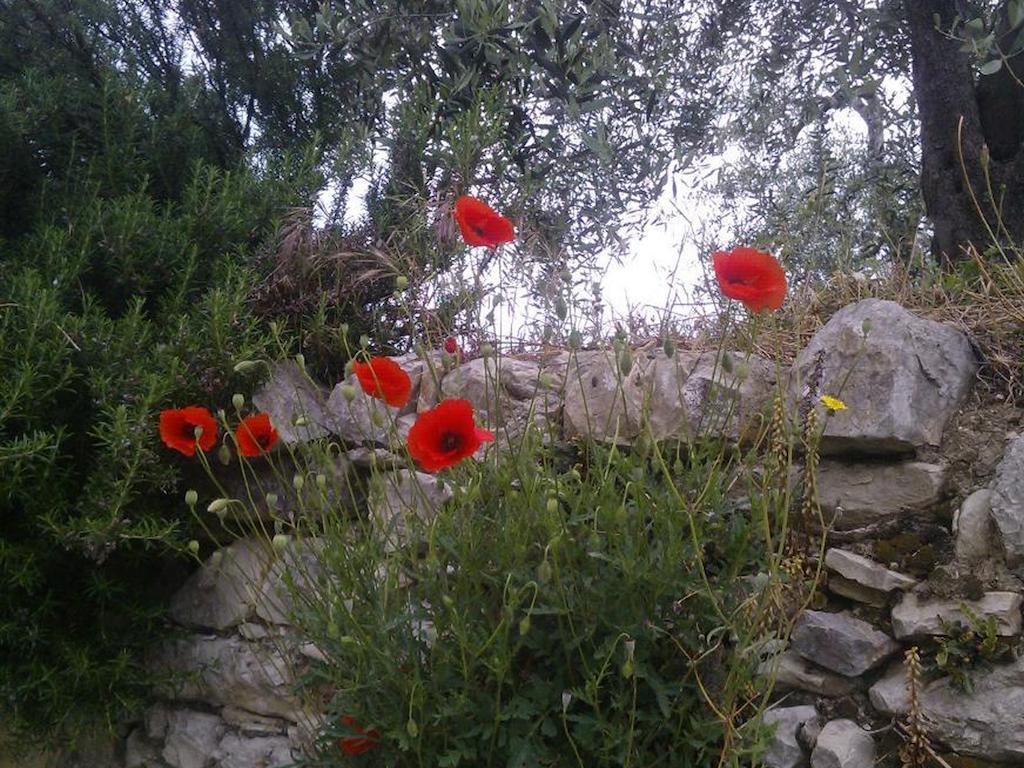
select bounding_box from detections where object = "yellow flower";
[819,395,847,412]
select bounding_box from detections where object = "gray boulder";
[213,733,294,768]
[154,636,301,721]
[953,488,997,564]
[870,657,1024,761]
[368,469,453,553]
[824,548,916,595]
[759,650,857,697]
[790,610,899,677]
[815,460,947,531]
[810,720,875,768]
[170,539,272,631]
[991,435,1024,568]
[793,299,976,455]
[160,710,225,768]
[762,705,818,768]
[251,361,331,444]
[891,590,1022,639]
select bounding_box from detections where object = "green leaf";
[979,58,1003,75]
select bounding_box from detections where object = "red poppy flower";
[444,336,459,355]
[712,247,787,313]
[337,715,380,756]
[235,413,279,457]
[352,357,412,408]
[453,195,515,248]
[407,398,495,472]
[159,406,218,457]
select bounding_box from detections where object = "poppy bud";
[442,594,455,609]
[266,492,279,508]
[621,658,634,678]
[562,691,573,711]
[480,342,494,357]
[537,559,552,583]
[862,318,873,336]
[538,372,554,389]
[193,425,205,440]
[554,296,568,320]
[233,360,260,373]
[293,415,310,426]
[395,275,409,290]
[406,718,419,739]
[617,347,633,376]
[217,443,232,466]
[295,353,305,369]
[184,490,198,507]
[207,498,231,514]
[316,473,327,489]
[720,351,734,374]
[546,497,559,514]
[662,337,675,358]
[371,410,385,427]
[209,550,223,568]
[519,616,531,636]
[340,384,357,402]
[359,335,370,348]
[293,474,305,492]
[272,533,289,552]
[232,393,245,411]
[339,322,349,335]
[568,330,582,349]
[187,540,200,556]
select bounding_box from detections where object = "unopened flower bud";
[568,330,582,349]
[662,337,675,358]
[359,334,370,348]
[272,533,289,552]
[720,351,734,374]
[339,322,349,336]
[184,489,198,507]
[209,550,223,568]
[554,296,568,320]
[862,317,873,336]
[265,492,279,508]
[295,353,305,369]
[193,425,205,440]
[340,383,357,402]
[293,474,305,492]
[232,393,245,411]
[233,360,260,373]
[537,560,552,583]
[562,691,572,711]
[617,347,633,376]
[316,473,327,489]
[519,616,531,636]
[406,718,419,739]
[546,497,559,514]
[538,372,554,389]
[187,540,200,556]
[217,443,231,466]
[395,275,409,290]
[371,410,385,427]
[480,342,494,357]
[207,498,230,514]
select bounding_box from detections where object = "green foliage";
[0,2,322,742]
[934,604,1016,691]
[274,430,794,767]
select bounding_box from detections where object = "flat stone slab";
[891,590,1022,639]
[991,435,1024,569]
[811,719,875,768]
[815,460,947,531]
[824,548,916,593]
[763,705,818,768]
[759,650,858,697]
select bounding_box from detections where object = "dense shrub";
[0,38,321,740]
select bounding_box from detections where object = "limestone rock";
[953,488,997,564]
[255,537,325,625]
[160,710,225,768]
[824,548,916,594]
[762,705,818,768]
[441,356,559,440]
[816,460,947,531]
[220,706,289,736]
[563,349,774,443]
[891,590,1022,639]
[810,720,875,768]
[759,650,857,697]
[124,727,165,768]
[368,469,453,552]
[251,361,331,443]
[213,733,294,768]
[793,299,976,455]
[826,575,887,607]
[870,657,1024,761]
[790,610,899,677]
[324,354,424,445]
[991,435,1024,568]
[170,539,272,631]
[154,636,301,721]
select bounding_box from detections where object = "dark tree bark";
[907,0,1024,261]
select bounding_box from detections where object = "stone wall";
[69,298,1024,768]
